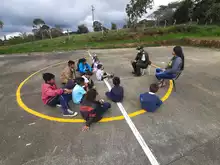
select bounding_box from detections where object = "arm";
[86,63,92,72]
[165,58,182,74]
[78,63,85,73]
[45,87,63,97]
[156,97,163,107]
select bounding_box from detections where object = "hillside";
[1,25,220,54]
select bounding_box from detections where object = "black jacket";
[135,51,151,65]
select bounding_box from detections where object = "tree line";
[126,0,220,27]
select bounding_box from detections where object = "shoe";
[63,111,78,117]
[56,104,62,108]
[132,72,136,74]
[67,109,74,114]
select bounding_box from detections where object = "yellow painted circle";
[16,61,173,123]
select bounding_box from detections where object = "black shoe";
[132,72,136,74]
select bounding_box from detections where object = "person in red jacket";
[80,89,111,131]
[41,73,78,117]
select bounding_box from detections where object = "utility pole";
[91,5,95,23]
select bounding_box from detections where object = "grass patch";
[1,25,220,54]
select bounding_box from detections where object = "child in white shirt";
[96,64,114,81]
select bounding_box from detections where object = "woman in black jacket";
[80,89,111,131]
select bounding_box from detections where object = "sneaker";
[56,104,62,108]
[63,112,78,117]
[67,109,74,114]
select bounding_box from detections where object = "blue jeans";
[155,68,176,80]
[47,94,72,114]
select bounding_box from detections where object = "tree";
[125,0,153,25]
[111,22,117,30]
[41,24,52,39]
[150,1,181,26]
[0,20,3,29]
[173,0,194,24]
[77,24,89,34]
[33,18,46,39]
[93,21,102,32]
[192,0,216,24]
[205,2,220,24]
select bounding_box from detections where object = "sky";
[0,0,177,39]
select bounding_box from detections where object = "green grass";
[1,25,220,54]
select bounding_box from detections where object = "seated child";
[140,83,163,112]
[41,73,78,117]
[92,54,101,72]
[81,71,94,90]
[96,64,114,81]
[106,77,124,102]
[72,77,86,104]
[80,89,111,131]
[77,58,92,74]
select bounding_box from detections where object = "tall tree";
[33,18,46,39]
[173,0,194,24]
[0,20,3,29]
[93,21,102,32]
[111,22,117,30]
[77,24,89,34]
[41,24,52,39]
[192,0,215,24]
[125,0,153,25]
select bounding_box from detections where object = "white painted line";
[87,51,160,165]
[52,146,57,154]
[28,122,36,126]
[26,143,32,146]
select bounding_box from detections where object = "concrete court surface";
[1,47,220,165]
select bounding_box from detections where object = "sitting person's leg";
[156,68,163,73]
[156,72,176,80]
[136,63,148,76]
[59,94,75,115]
[47,95,60,107]
[94,102,111,122]
[131,61,137,73]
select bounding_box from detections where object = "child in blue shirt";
[140,84,163,112]
[72,77,86,104]
[106,77,124,102]
[77,58,92,74]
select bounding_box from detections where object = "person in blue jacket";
[156,46,184,80]
[140,83,163,112]
[105,77,124,102]
[77,58,92,74]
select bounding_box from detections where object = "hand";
[64,89,72,94]
[99,99,104,104]
[82,126,90,132]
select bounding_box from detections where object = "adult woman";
[156,46,184,81]
[80,89,111,131]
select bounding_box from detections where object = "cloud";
[0,0,175,38]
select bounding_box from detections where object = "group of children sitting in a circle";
[41,46,184,131]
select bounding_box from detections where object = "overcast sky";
[0,0,176,38]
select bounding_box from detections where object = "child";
[81,71,94,90]
[140,83,163,112]
[106,77,124,102]
[80,89,111,131]
[77,58,92,74]
[96,64,114,81]
[72,77,86,104]
[92,54,101,72]
[41,73,78,117]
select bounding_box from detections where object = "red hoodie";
[41,83,63,104]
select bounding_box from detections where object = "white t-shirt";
[141,53,146,61]
[96,69,104,81]
[82,75,89,84]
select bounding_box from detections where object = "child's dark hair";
[42,73,55,82]
[97,64,103,69]
[149,83,159,93]
[85,89,98,102]
[113,77,120,86]
[75,77,85,85]
[68,60,75,66]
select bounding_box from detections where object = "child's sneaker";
[56,104,62,108]
[63,111,78,117]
